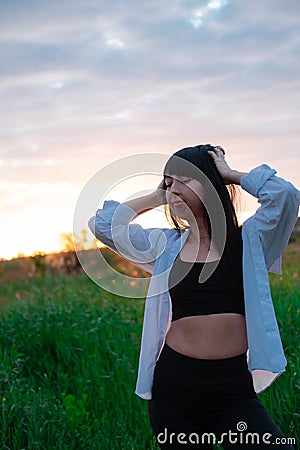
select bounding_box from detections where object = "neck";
[187,218,210,242]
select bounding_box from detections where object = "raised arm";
[240,165,299,270]
[208,147,247,184]
[208,148,300,270]
[88,180,168,272]
[122,179,166,216]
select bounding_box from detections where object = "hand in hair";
[154,179,168,205]
[208,147,247,185]
[122,179,166,215]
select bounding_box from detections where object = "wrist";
[122,191,163,216]
[151,190,166,207]
[226,170,248,185]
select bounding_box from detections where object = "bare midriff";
[166,241,248,359]
[165,313,248,359]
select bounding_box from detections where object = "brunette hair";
[163,144,244,307]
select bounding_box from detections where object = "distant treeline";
[1,217,299,284]
[0,247,149,284]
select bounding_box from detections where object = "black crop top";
[168,254,245,322]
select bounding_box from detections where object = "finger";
[215,145,225,155]
[158,179,167,190]
[214,148,225,158]
[208,147,225,160]
[207,150,217,160]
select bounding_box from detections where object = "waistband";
[155,343,249,381]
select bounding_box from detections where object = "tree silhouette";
[59,230,89,274]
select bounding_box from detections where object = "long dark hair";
[163,144,244,307]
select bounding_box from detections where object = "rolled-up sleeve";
[88,200,168,272]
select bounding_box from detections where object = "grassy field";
[0,244,299,449]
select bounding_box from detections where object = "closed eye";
[164,176,192,186]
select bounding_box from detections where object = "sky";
[1,0,300,260]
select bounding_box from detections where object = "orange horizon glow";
[1,2,300,261]
[0,207,261,262]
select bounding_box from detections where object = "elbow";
[88,215,111,244]
[88,216,96,234]
[258,180,299,226]
[284,182,300,213]
[272,179,300,211]
[277,183,300,232]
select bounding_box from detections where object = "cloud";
[0,0,299,257]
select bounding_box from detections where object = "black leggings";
[148,344,295,449]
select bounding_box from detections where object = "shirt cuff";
[95,200,137,225]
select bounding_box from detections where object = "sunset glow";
[1,0,299,260]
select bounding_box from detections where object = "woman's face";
[164,174,204,221]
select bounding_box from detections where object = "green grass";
[0,245,299,449]
[0,275,156,449]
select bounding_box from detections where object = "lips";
[171,199,185,207]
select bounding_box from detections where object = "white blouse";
[89,164,300,400]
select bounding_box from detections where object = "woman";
[89,145,299,448]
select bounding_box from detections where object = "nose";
[166,179,182,204]
[169,179,181,194]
